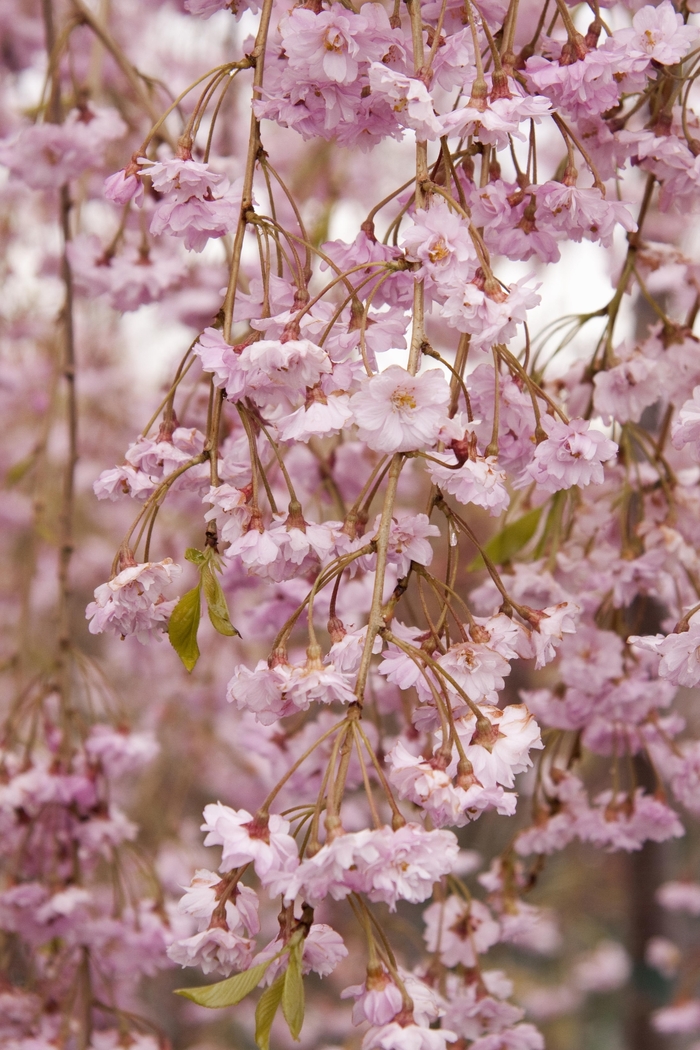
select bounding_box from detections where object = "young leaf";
[168,583,202,672]
[202,564,240,637]
[175,958,272,1009]
[255,974,285,1050]
[282,942,305,1041]
[469,506,543,571]
[185,547,207,566]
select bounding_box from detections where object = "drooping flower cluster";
[5,0,700,1043]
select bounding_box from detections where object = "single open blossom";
[368,64,446,140]
[423,895,501,967]
[200,804,299,894]
[614,1,699,68]
[427,451,510,515]
[86,559,181,643]
[400,202,478,286]
[351,365,450,453]
[166,923,255,975]
[525,416,617,493]
[342,969,404,1025]
[629,615,700,687]
[441,275,540,350]
[449,705,544,791]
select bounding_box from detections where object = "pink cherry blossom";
[350,365,450,453]
[200,804,299,893]
[85,559,181,643]
[525,416,617,492]
[426,451,510,515]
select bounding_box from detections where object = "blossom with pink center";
[614,1,699,68]
[400,202,478,286]
[175,870,260,934]
[629,615,700,687]
[423,895,501,967]
[342,969,404,1025]
[652,1000,700,1034]
[437,640,512,704]
[450,704,543,791]
[362,1021,457,1050]
[525,415,617,493]
[85,559,181,644]
[387,741,518,825]
[518,602,579,669]
[440,276,540,350]
[426,452,510,516]
[656,880,700,915]
[368,65,446,140]
[350,365,450,454]
[227,659,306,724]
[200,804,299,893]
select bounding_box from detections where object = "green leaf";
[203,564,240,637]
[255,974,285,1050]
[469,506,543,571]
[282,942,304,1041]
[175,959,272,1009]
[167,583,202,672]
[6,453,36,487]
[185,547,207,566]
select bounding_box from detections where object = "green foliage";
[175,959,273,1009]
[168,546,240,670]
[469,506,543,570]
[282,941,305,1041]
[167,584,201,672]
[255,974,285,1050]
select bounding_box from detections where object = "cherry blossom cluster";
[4,0,700,1043]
